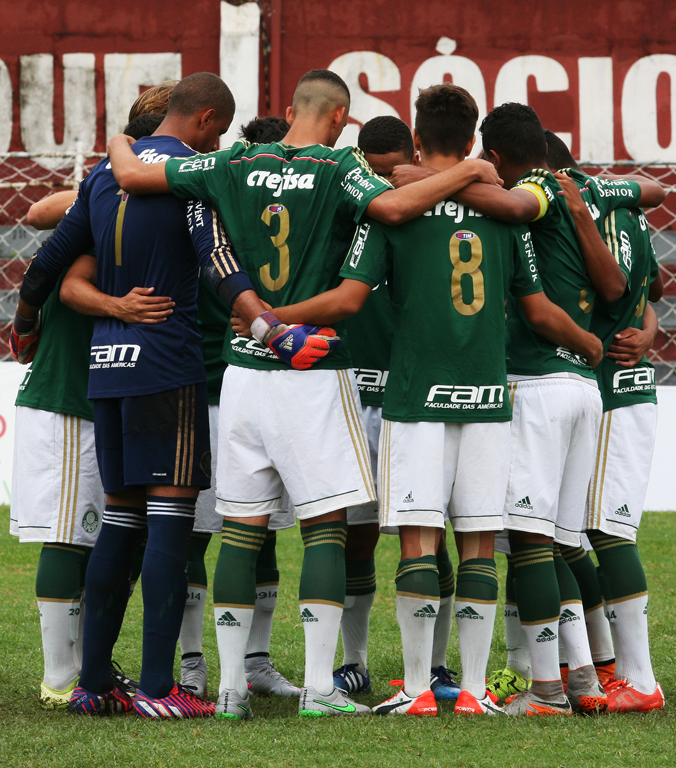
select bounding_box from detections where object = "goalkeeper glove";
[10,315,40,364]
[251,311,340,370]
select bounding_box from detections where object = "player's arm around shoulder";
[453,180,542,224]
[107,134,170,194]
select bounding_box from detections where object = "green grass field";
[1,507,674,768]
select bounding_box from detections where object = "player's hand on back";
[266,324,341,370]
[606,326,654,368]
[463,158,503,187]
[553,171,587,217]
[112,287,175,324]
[390,165,438,188]
[107,133,136,155]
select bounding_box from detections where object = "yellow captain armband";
[518,182,550,221]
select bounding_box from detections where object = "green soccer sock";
[179,531,211,658]
[247,531,280,657]
[455,558,498,697]
[432,546,455,668]
[214,521,266,696]
[554,545,592,671]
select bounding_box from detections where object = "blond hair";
[128,81,178,122]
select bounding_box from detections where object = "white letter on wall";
[579,57,614,163]
[623,54,676,162]
[104,53,181,140]
[410,38,487,157]
[220,1,260,148]
[20,53,96,155]
[329,51,401,149]
[0,59,10,153]
[494,55,572,149]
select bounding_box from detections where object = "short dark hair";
[480,102,547,167]
[240,115,290,144]
[167,72,235,120]
[414,83,478,157]
[123,113,164,140]
[358,116,414,160]
[544,129,577,170]
[298,69,350,102]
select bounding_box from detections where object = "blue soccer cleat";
[68,685,134,715]
[133,683,215,719]
[430,666,461,700]
[333,663,371,695]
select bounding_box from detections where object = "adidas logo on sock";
[535,627,557,643]
[559,608,580,625]
[456,606,484,620]
[403,491,414,503]
[216,610,241,627]
[301,607,318,623]
[413,604,437,618]
[514,496,533,510]
[613,504,630,517]
[279,335,294,351]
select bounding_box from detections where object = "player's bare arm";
[518,291,604,368]
[649,271,664,302]
[108,133,171,194]
[554,172,627,302]
[60,254,176,325]
[270,279,373,326]
[606,303,658,368]
[27,190,78,230]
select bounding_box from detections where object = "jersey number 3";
[260,204,290,290]
[450,231,485,315]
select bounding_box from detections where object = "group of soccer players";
[8,65,666,719]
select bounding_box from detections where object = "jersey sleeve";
[165,146,236,204]
[337,148,394,223]
[509,225,543,297]
[587,176,642,213]
[339,218,391,288]
[514,171,553,221]
[602,209,634,289]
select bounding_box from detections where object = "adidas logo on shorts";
[514,496,533,510]
[535,627,557,643]
[403,491,414,503]
[301,608,318,623]
[559,608,580,625]
[216,610,241,627]
[456,606,483,620]
[614,504,630,517]
[414,604,437,618]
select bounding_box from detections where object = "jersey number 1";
[115,189,129,266]
[450,231,485,315]
[260,204,290,290]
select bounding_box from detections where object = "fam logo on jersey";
[349,223,371,268]
[425,384,504,410]
[612,366,655,394]
[555,347,588,366]
[354,367,388,393]
[90,344,141,370]
[456,232,474,240]
[82,509,99,534]
[341,167,375,201]
[230,336,277,360]
[178,156,216,173]
[246,168,315,197]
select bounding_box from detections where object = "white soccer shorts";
[378,419,510,533]
[9,406,105,545]
[195,404,294,533]
[346,405,382,526]
[585,402,657,543]
[215,367,376,520]
[503,377,602,547]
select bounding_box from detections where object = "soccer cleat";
[503,682,573,716]
[268,324,340,370]
[133,683,215,719]
[68,685,134,715]
[111,660,139,697]
[373,685,437,717]
[486,666,530,700]
[299,686,371,717]
[595,662,616,689]
[455,690,504,715]
[430,666,461,700]
[333,663,371,695]
[605,679,665,713]
[245,657,300,697]
[566,664,607,714]
[39,680,77,710]
[215,687,253,720]
[180,654,208,698]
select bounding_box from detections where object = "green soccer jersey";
[506,169,642,378]
[197,276,229,404]
[15,272,94,420]
[591,208,659,411]
[343,282,394,407]
[339,200,542,423]
[165,141,392,371]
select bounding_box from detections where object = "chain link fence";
[0,154,675,380]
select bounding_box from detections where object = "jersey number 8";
[450,231,485,315]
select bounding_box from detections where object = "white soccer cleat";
[372,686,437,716]
[245,656,300,697]
[298,686,371,717]
[180,654,208,698]
[454,689,505,715]
[215,687,253,721]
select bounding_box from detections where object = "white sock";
[340,592,375,672]
[214,605,253,697]
[301,602,343,694]
[431,594,454,669]
[455,599,497,698]
[397,595,438,697]
[38,599,80,690]
[559,600,593,670]
[73,593,85,675]
[504,602,531,679]
[521,619,561,682]
[585,605,615,664]
[179,586,207,656]
[246,582,278,656]
[606,594,656,694]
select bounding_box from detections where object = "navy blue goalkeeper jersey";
[28,135,244,399]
